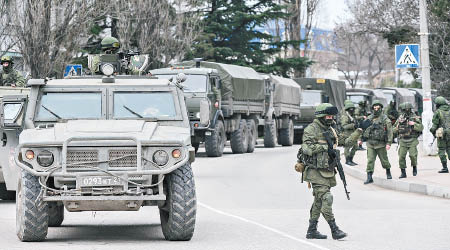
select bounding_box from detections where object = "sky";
[316,0,350,30]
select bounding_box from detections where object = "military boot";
[327,219,347,240]
[364,172,373,184]
[386,169,392,179]
[412,166,417,176]
[306,220,327,239]
[438,162,449,173]
[345,157,357,166]
[349,156,358,166]
[399,168,407,179]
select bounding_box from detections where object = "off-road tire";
[230,119,248,154]
[48,202,64,227]
[264,120,277,148]
[205,120,225,157]
[278,119,294,146]
[0,183,15,200]
[16,171,48,242]
[159,163,196,241]
[246,119,257,153]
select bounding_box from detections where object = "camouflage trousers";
[344,136,358,158]
[366,146,391,173]
[437,138,450,163]
[398,139,419,169]
[310,184,334,222]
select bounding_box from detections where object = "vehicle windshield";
[155,74,207,93]
[348,95,365,104]
[113,92,177,119]
[36,92,102,120]
[301,91,322,106]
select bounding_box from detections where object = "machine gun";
[323,131,350,200]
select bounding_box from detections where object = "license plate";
[77,176,124,187]
[205,131,212,136]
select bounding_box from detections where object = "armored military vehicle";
[292,78,346,143]
[151,61,300,156]
[346,88,388,107]
[0,86,30,200]
[2,71,197,241]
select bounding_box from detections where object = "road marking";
[199,202,332,250]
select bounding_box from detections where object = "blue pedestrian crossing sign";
[64,64,83,77]
[395,44,420,68]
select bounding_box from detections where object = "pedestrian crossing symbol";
[395,44,420,68]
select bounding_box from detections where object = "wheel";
[278,119,294,146]
[0,183,16,200]
[159,163,196,241]
[205,120,226,157]
[230,119,248,154]
[192,143,199,154]
[264,120,277,148]
[16,171,48,242]
[246,119,257,153]
[48,202,64,227]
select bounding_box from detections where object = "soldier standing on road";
[393,102,423,178]
[301,103,347,240]
[430,96,450,173]
[0,56,26,87]
[363,100,393,184]
[341,102,358,166]
[355,100,368,150]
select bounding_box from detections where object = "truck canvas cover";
[293,78,346,111]
[269,75,301,115]
[180,61,265,101]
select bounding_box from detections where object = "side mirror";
[176,73,187,83]
[199,99,210,126]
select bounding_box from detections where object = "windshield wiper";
[123,105,143,118]
[41,105,62,119]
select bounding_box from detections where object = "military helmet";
[1,55,13,64]
[344,99,353,105]
[359,100,366,106]
[372,100,383,109]
[401,102,413,111]
[315,103,338,118]
[435,96,447,106]
[345,102,355,110]
[101,36,120,51]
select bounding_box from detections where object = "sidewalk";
[340,141,450,199]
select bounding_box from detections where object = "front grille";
[66,150,98,169]
[108,149,137,168]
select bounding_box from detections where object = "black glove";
[359,119,372,130]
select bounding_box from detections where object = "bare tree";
[8,0,108,78]
[0,1,17,57]
[112,0,202,69]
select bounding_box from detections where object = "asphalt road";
[0,145,449,250]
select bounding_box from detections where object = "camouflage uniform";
[0,56,26,87]
[301,103,347,240]
[393,102,423,178]
[430,96,450,173]
[340,102,358,165]
[363,100,393,184]
[354,101,368,150]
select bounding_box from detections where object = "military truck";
[346,88,388,107]
[0,86,30,200]
[151,61,300,156]
[292,78,346,143]
[2,72,197,241]
[378,87,417,111]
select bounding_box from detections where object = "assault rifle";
[323,131,350,200]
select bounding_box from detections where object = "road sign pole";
[419,0,434,155]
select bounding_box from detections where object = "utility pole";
[419,0,435,155]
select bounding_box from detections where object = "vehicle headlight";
[37,150,54,167]
[153,150,169,166]
[101,63,115,76]
[195,112,201,119]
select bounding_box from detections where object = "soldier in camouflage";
[355,100,369,150]
[0,56,26,87]
[393,102,423,178]
[363,100,393,184]
[430,96,450,173]
[301,103,347,240]
[340,102,358,166]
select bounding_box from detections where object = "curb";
[344,164,450,199]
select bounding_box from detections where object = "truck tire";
[0,183,16,200]
[278,119,294,146]
[16,171,48,242]
[230,119,248,154]
[246,119,257,153]
[159,163,196,241]
[205,120,225,157]
[264,120,277,148]
[48,202,64,227]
